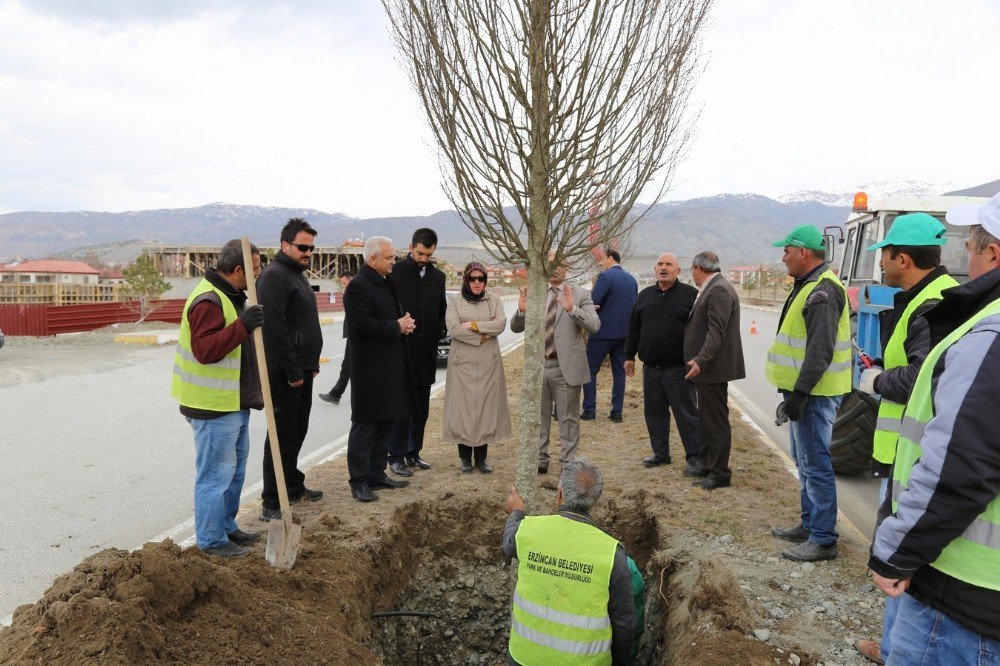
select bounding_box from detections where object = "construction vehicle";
[824,191,988,474]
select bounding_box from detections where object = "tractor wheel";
[830,390,878,476]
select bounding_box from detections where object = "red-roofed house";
[0,260,101,285]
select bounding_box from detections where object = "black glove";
[784,389,809,422]
[240,304,264,332]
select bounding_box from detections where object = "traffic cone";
[749,319,757,335]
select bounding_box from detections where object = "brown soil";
[0,348,884,665]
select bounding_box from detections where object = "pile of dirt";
[0,348,885,664]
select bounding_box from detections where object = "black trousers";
[347,419,394,489]
[642,365,700,464]
[261,374,313,510]
[328,340,350,397]
[696,382,731,482]
[389,383,431,462]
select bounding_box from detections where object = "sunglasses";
[291,243,315,253]
[468,275,487,283]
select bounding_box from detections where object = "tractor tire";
[830,390,878,476]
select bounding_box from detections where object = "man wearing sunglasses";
[256,217,325,521]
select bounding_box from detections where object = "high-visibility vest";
[872,273,957,465]
[509,515,618,666]
[892,297,1000,590]
[765,269,852,395]
[170,280,242,411]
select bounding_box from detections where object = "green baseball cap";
[867,212,947,251]
[772,225,825,250]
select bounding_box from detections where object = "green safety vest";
[509,515,618,666]
[170,279,242,411]
[892,298,1000,590]
[765,269,852,395]
[872,273,958,465]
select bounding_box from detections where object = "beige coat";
[442,292,512,446]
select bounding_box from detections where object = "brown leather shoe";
[854,639,884,664]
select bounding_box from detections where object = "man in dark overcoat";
[344,236,415,502]
[387,227,447,476]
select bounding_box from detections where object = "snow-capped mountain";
[778,180,960,207]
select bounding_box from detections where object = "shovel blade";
[265,518,302,569]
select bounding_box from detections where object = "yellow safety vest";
[171,279,242,411]
[892,297,1000,590]
[509,514,618,666]
[766,269,852,396]
[872,273,957,465]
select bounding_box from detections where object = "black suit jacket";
[392,256,447,387]
[683,274,746,384]
[345,264,413,421]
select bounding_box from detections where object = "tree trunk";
[513,0,553,514]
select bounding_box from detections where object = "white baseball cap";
[946,192,1000,239]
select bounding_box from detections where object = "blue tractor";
[825,192,987,475]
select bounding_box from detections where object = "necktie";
[544,287,558,358]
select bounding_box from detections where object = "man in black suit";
[683,251,746,490]
[344,236,414,502]
[387,228,447,476]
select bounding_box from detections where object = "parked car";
[437,334,451,363]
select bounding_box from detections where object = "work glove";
[858,366,884,395]
[240,304,264,332]
[784,389,809,422]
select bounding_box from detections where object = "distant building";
[0,260,101,285]
[729,266,757,286]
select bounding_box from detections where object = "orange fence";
[0,293,341,337]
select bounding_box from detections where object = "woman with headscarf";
[442,262,511,472]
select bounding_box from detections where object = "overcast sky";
[0,1,996,217]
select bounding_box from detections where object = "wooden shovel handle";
[241,238,293,517]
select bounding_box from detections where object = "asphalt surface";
[0,306,521,623]
[731,304,880,540]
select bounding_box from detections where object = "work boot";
[460,458,473,473]
[771,524,810,542]
[351,484,378,503]
[608,412,623,423]
[390,460,413,477]
[642,455,670,468]
[260,506,281,522]
[227,528,261,545]
[201,542,249,558]
[580,411,596,420]
[854,639,884,665]
[475,460,492,474]
[780,540,838,562]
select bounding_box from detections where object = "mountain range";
[1,179,996,266]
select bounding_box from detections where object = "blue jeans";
[188,410,250,550]
[582,338,626,415]
[887,594,1000,665]
[878,476,899,662]
[783,392,841,546]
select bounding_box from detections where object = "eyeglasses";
[292,243,315,253]
[468,275,487,283]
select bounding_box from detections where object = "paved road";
[0,305,521,623]
[731,304,880,539]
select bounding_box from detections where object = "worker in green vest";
[502,459,637,665]
[852,213,957,665]
[766,224,852,563]
[171,239,264,558]
[869,192,1000,662]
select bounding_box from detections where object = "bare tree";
[383,0,713,509]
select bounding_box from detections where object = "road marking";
[729,385,870,546]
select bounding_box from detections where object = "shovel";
[241,237,302,569]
